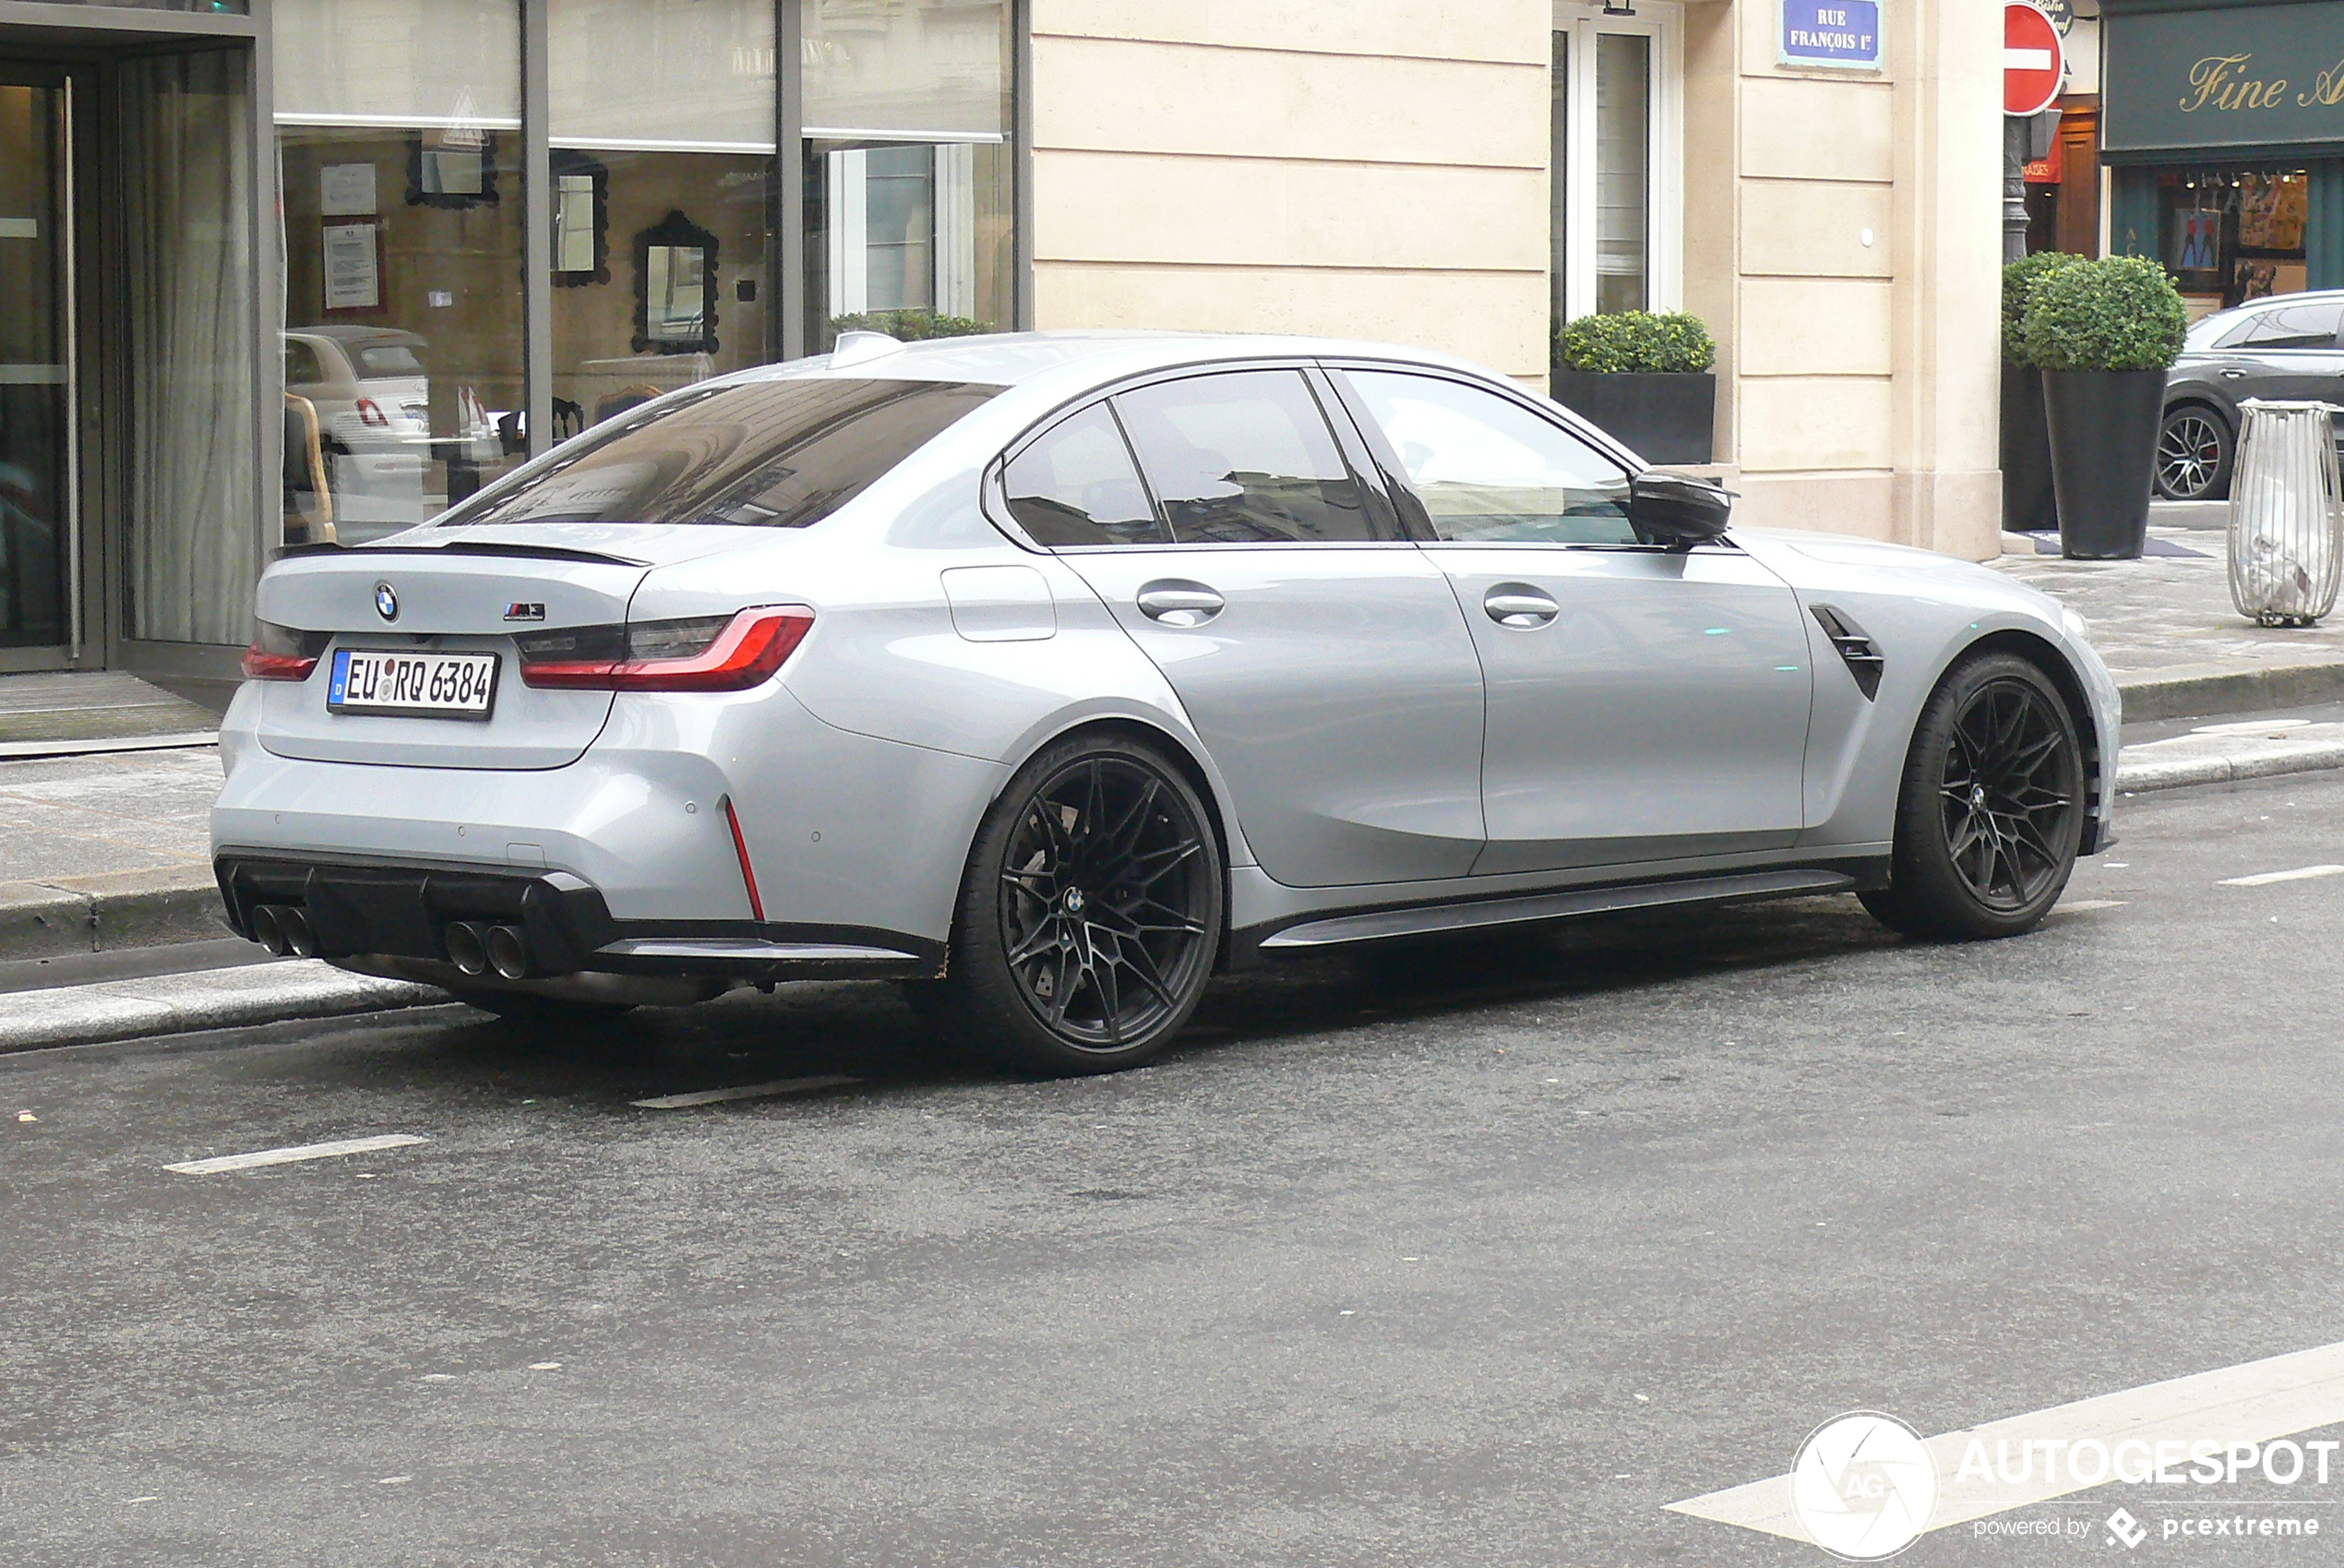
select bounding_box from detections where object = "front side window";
[1002,403,1167,547]
[1112,370,1385,545]
[1345,370,1632,545]
[448,376,1000,528]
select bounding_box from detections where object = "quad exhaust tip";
[484,924,530,980]
[445,920,490,977]
[247,904,316,959]
[250,904,287,957]
[445,920,532,980]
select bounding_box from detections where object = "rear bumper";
[213,852,944,981]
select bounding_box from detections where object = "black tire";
[1860,652,2086,941]
[447,987,636,1025]
[2154,404,2232,501]
[932,733,1224,1076]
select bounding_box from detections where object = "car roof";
[732,329,1506,391]
[287,325,429,348]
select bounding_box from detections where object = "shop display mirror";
[550,154,608,285]
[634,209,717,353]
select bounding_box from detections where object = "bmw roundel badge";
[374,581,400,622]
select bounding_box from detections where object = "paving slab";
[1992,538,2344,720]
[0,670,221,744]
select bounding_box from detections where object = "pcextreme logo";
[1790,1411,1940,1561]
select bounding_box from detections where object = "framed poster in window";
[322,221,381,312]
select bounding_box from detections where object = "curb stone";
[0,866,226,963]
[0,961,446,1055]
[2116,661,2344,724]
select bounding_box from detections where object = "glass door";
[1549,2,1680,327]
[0,70,74,659]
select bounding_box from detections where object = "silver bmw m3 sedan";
[213,330,2123,1074]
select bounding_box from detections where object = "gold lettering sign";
[2300,56,2344,108]
[2180,53,2289,113]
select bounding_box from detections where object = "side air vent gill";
[1811,604,1884,700]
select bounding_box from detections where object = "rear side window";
[1112,369,1389,544]
[2235,303,2344,349]
[1345,370,1633,545]
[448,377,1003,529]
[1002,403,1169,546]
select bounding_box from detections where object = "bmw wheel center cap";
[374,581,400,622]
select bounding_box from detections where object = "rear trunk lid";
[254,534,657,770]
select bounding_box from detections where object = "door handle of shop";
[1136,581,1225,628]
[1484,585,1559,628]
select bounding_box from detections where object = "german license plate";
[328,649,499,719]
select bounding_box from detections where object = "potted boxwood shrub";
[2022,256,2189,559]
[829,309,993,342]
[1550,311,1717,463]
[2000,250,2084,533]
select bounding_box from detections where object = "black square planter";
[1549,371,1716,464]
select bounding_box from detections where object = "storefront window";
[547,0,775,442]
[273,0,525,543]
[2155,167,2310,315]
[803,0,1014,351]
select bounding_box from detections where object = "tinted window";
[282,339,325,386]
[449,377,1002,529]
[1345,370,1633,545]
[1002,403,1168,546]
[2217,303,2344,350]
[2242,303,2343,349]
[1113,370,1386,544]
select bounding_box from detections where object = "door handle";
[1484,585,1559,628]
[1136,581,1225,628]
[2220,368,2248,379]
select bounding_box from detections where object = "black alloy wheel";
[932,734,1223,1074]
[1860,652,2086,940]
[2154,405,2231,500]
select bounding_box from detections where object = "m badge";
[504,602,546,622]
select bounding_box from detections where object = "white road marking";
[164,1134,427,1176]
[630,1075,860,1109]
[1668,1338,2344,1546]
[2218,864,2344,887]
[2052,900,2125,913]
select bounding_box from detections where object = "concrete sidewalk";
[1996,502,2344,720]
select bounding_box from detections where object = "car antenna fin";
[831,329,905,369]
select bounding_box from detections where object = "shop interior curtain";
[116,50,258,645]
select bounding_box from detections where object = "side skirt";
[1228,862,1886,963]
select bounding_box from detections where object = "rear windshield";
[445,377,1004,530]
[353,344,426,377]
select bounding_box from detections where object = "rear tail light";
[516,605,814,692]
[241,622,331,681]
[355,396,389,428]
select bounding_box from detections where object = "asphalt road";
[8,773,2344,1566]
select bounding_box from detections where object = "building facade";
[2102,0,2344,320]
[0,0,2003,685]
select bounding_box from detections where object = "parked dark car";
[2156,291,2344,501]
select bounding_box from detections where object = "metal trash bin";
[2229,399,2344,627]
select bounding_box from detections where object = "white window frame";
[1552,0,1683,322]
